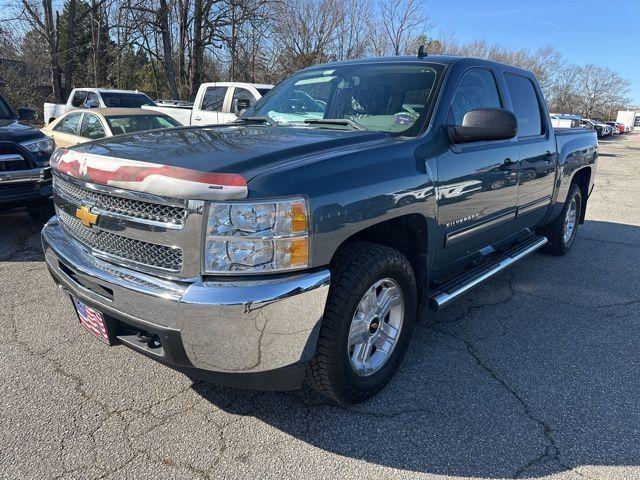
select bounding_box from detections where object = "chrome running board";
[430,236,548,310]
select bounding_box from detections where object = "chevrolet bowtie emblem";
[75,205,99,228]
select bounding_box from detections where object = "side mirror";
[233,98,251,115]
[18,107,38,121]
[447,108,517,144]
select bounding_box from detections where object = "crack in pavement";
[431,324,561,479]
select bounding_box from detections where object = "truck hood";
[0,119,45,143]
[73,124,389,180]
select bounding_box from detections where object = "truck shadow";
[192,219,640,478]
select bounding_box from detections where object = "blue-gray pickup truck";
[42,54,597,404]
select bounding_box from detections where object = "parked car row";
[0,80,274,220]
[550,114,630,138]
[43,82,273,127]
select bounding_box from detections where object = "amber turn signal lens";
[289,237,309,267]
[290,202,308,234]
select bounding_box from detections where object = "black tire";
[27,204,55,224]
[306,241,418,404]
[543,184,582,255]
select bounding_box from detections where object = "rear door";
[50,112,84,147]
[225,87,259,122]
[192,85,229,125]
[503,73,557,228]
[435,67,520,270]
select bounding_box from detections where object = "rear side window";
[53,112,82,134]
[450,69,501,125]
[505,74,542,137]
[232,87,256,106]
[101,92,154,108]
[79,114,106,139]
[85,92,100,108]
[201,87,227,111]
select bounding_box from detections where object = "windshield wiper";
[234,115,277,127]
[303,118,368,131]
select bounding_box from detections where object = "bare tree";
[18,0,65,102]
[376,0,428,56]
[271,0,339,76]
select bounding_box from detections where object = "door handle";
[194,116,202,121]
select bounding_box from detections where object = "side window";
[231,87,256,111]
[70,91,87,108]
[505,74,542,137]
[85,92,100,108]
[201,87,227,112]
[53,112,82,134]
[450,69,501,125]
[79,114,106,139]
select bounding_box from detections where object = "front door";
[192,86,228,126]
[434,68,520,271]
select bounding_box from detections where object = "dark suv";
[0,92,54,221]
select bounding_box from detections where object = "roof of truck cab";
[198,82,274,89]
[304,55,534,74]
[73,88,150,95]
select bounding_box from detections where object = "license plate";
[73,299,110,344]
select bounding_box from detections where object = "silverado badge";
[75,205,99,228]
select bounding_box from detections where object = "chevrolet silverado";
[42,55,597,404]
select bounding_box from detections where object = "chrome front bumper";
[42,217,330,388]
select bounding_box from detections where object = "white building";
[616,110,640,131]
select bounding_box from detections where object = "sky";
[427,0,640,104]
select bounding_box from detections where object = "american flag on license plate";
[74,299,109,344]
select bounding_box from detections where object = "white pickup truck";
[144,82,273,126]
[44,88,156,125]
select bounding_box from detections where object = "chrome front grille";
[0,153,28,172]
[54,173,186,226]
[57,209,183,272]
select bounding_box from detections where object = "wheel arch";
[329,214,429,298]
[570,166,592,224]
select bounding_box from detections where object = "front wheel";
[543,184,582,255]
[306,242,417,404]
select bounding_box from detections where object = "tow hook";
[136,331,162,349]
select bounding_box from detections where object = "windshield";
[0,94,15,119]
[101,92,156,108]
[244,62,443,135]
[106,115,181,135]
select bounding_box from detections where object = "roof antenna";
[417,44,428,57]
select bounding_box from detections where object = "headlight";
[21,137,55,154]
[204,197,310,274]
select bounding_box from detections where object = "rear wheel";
[306,242,417,404]
[543,184,582,255]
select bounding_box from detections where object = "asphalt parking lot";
[2,133,639,480]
